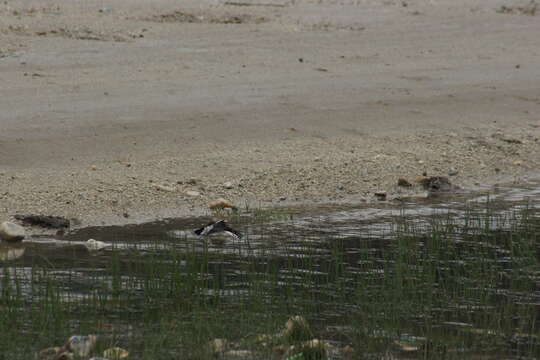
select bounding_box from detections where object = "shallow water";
[1,180,540,359]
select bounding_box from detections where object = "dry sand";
[1,0,539,227]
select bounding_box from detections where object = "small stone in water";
[285,339,329,359]
[86,239,111,251]
[63,335,97,357]
[0,221,25,242]
[103,347,129,359]
[37,346,61,360]
[209,198,237,210]
[224,350,254,358]
[208,338,229,354]
[154,184,175,192]
[284,315,314,342]
[394,340,420,352]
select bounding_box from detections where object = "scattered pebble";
[103,347,129,359]
[208,338,229,355]
[374,192,387,201]
[416,176,457,192]
[224,350,254,358]
[284,315,314,342]
[448,168,459,176]
[60,335,97,358]
[154,184,175,192]
[209,198,237,210]
[85,239,112,251]
[397,178,412,187]
[185,190,201,198]
[223,181,234,189]
[394,340,420,352]
[285,339,329,360]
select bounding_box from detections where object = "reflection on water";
[1,180,540,359]
[0,244,25,261]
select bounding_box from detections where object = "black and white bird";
[194,220,242,239]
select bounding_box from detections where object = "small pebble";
[397,178,412,187]
[185,190,201,198]
[155,184,175,192]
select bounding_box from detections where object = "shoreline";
[2,130,539,230]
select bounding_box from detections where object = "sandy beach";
[1,0,539,227]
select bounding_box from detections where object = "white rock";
[223,181,234,189]
[208,338,228,354]
[0,221,25,242]
[85,239,111,251]
[103,347,129,359]
[185,190,201,198]
[64,335,97,357]
[155,184,175,192]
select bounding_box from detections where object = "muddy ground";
[1,0,539,227]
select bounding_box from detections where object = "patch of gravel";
[1,130,538,228]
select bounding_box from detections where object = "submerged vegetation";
[0,200,539,359]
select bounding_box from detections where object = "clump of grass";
[0,200,539,359]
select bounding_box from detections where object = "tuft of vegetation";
[1,199,539,359]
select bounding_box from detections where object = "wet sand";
[1,0,539,227]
